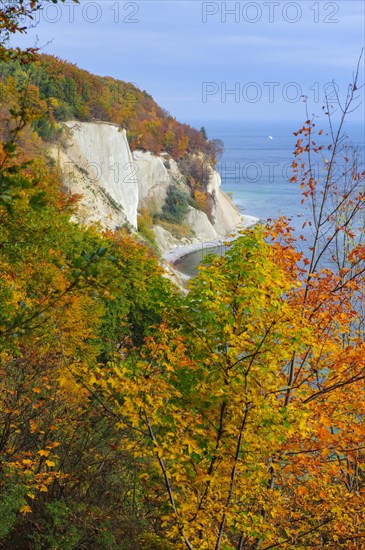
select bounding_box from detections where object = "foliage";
[0,80,177,547]
[89,68,365,548]
[0,53,220,162]
[0,78,50,210]
[177,153,212,188]
[98,228,313,548]
[160,186,190,225]
[1,7,365,547]
[193,189,214,220]
[137,207,157,248]
[157,219,193,239]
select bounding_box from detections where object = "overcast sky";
[10,0,365,128]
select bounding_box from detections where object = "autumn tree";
[92,64,365,549]
[0,68,176,549]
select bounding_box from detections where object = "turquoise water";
[174,242,231,277]
[176,120,365,276]
[209,120,364,229]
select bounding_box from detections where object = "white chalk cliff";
[60,121,138,228]
[53,121,254,255]
[133,150,169,212]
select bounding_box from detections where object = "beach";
[163,213,259,272]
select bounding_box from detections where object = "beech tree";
[0,76,175,548]
[94,65,365,548]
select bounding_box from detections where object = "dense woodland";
[0,53,220,162]
[1,2,365,549]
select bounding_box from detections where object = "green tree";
[160,186,190,225]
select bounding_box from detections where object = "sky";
[10,0,365,129]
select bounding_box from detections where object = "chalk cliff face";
[133,150,169,212]
[54,121,247,252]
[207,170,243,236]
[63,122,139,228]
[133,151,194,215]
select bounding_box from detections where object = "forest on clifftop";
[0,53,220,161]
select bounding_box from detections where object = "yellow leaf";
[38,449,50,457]
[48,441,60,449]
[20,505,32,514]
[45,460,56,468]
[29,420,37,434]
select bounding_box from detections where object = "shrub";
[193,189,214,221]
[177,154,211,189]
[157,219,193,238]
[160,186,189,225]
[138,207,157,247]
[32,117,61,142]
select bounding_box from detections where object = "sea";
[175,120,365,276]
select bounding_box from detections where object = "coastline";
[162,213,259,266]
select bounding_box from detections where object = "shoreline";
[162,214,259,267]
